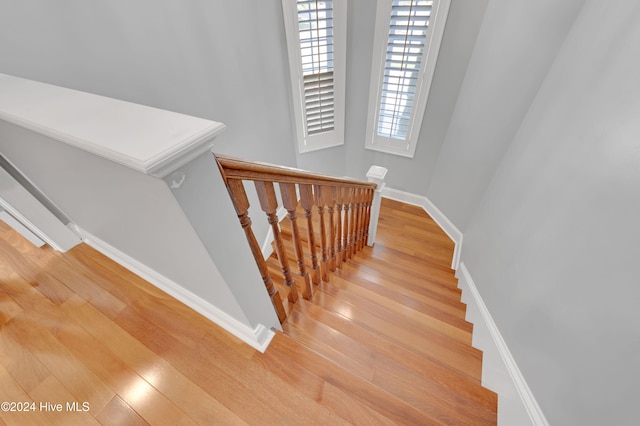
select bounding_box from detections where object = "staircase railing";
[215,153,378,323]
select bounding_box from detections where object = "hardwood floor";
[0,198,497,425]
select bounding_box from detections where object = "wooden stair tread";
[310,286,483,380]
[284,307,497,425]
[265,197,497,423]
[267,231,472,343]
[329,263,472,332]
[255,343,400,425]
[270,231,473,335]
[346,254,465,307]
[267,332,442,425]
[273,233,466,316]
[0,187,497,425]
[318,273,473,346]
[334,259,469,319]
[293,298,496,408]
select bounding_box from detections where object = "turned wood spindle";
[352,188,362,257]
[280,183,313,299]
[226,179,286,323]
[336,188,345,268]
[344,187,354,261]
[314,185,329,282]
[354,188,362,256]
[327,186,337,272]
[363,188,374,250]
[300,184,320,285]
[357,188,367,252]
[254,180,299,304]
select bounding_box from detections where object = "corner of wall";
[456,262,548,426]
[75,226,276,353]
[380,186,463,269]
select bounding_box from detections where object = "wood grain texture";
[280,182,313,300]
[215,154,377,189]
[254,180,298,303]
[226,178,286,322]
[268,197,497,424]
[0,196,496,425]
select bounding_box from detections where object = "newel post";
[366,166,388,247]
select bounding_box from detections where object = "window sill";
[365,143,416,158]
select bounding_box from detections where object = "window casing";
[365,0,450,158]
[282,0,347,153]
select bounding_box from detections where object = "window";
[282,0,347,153]
[365,0,450,157]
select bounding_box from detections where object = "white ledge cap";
[366,165,388,185]
[0,73,225,178]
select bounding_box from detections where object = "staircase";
[217,155,497,424]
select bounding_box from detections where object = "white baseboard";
[380,187,463,270]
[74,226,275,353]
[0,210,46,247]
[456,262,548,426]
[379,187,546,425]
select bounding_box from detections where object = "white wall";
[426,0,586,230]
[0,0,491,240]
[0,0,296,167]
[457,1,640,424]
[0,0,296,343]
[6,1,638,421]
[338,0,489,191]
[0,0,488,190]
[0,0,301,286]
[165,151,282,332]
[0,121,251,327]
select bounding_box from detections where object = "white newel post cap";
[365,165,386,247]
[366,165,388,186]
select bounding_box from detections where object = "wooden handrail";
[215,153,377,324]
[216,154,377,189]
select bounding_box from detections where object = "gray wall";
[0,0,298,300]
[454,0,640,424]
[337,0,489,190]
[0,0,489,252]
[0,121,251,327]
[288,0,489,186]
[4,0,638,421]
[426,0,586,230]
[0,0,489,192]
[165,152,282,332]
[0,0,296,166]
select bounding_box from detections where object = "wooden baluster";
[353,188,363,256]
[363,188,374,250]
[347,187,357,260]
[335,187,344,268]
[327,186,337,272]
[360,189,368,252]
[368,189,374,249]
[299,184,320,285]
[342,188,353,262]
[280,183,313,299]
[314,185,329,282]
[358,188,369,251]
[226,179,286,323]
[254,180,299,304]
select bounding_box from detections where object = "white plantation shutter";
[298,1,335,135]
[283,0,346,153]
[366,0,450,157]
[304,72,334,135]
[378,0,432,140]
